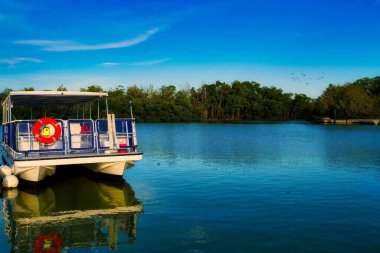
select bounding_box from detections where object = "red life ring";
[34,234,62,253]
[32,118,62,145]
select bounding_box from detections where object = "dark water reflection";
[2,172,142,253]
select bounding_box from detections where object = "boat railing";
[4,120,65,154]
[2,123,10,149]
[2,118,137,157]
[67,119,95,151]
[95,118,137,153]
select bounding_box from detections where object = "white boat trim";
[14,154,142,167]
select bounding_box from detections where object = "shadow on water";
[1,166,143,253]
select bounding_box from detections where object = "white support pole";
[97,99,100,119]
[2,100,5,123]
[106,97,109,116]
[107,113,118,150]
[129,100,134,119]
[9,99,11,122]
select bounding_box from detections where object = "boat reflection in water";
[2,172,142,252]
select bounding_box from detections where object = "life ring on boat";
[34,234,62,253]
[32,117,62,145]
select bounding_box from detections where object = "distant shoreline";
[135,118,379,125]
[1,76,380,123]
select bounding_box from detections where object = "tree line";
[1,76,380,122]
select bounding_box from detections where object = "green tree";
[80,85,103,92]
[290,94,314,120]
[57,84,68,91]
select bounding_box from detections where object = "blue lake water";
[1,123,380,252]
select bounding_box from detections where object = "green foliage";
[23,87,35,91]
[81,85,103,92]
[316,81,377,120]
[57,85,67,91]
[1,76,380,122]
[0,88,12,120]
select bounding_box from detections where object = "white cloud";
[15,28,159,52]
[128,58,171,66]
[100,62,121,67]
[99,58,171,67]
[0,57,43,66]
[16,40,73,46]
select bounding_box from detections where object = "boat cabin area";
[2,91,138,160]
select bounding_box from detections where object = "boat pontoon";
[1,91,143,182]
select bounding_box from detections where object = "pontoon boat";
[1,91,143,182]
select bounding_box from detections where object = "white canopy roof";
[3,91,108,105]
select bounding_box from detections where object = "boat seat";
[69,123,82,149]
[32,141,40,150]
[18,139,30,151]
[18,139,41,151]
[117,136,129,145]
[70,123,81,134]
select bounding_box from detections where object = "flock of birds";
[291,72,326,85]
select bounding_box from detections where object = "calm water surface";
[1,123,380,253]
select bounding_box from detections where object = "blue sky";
[0,0,380,97]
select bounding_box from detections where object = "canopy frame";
[2,91,109,124]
